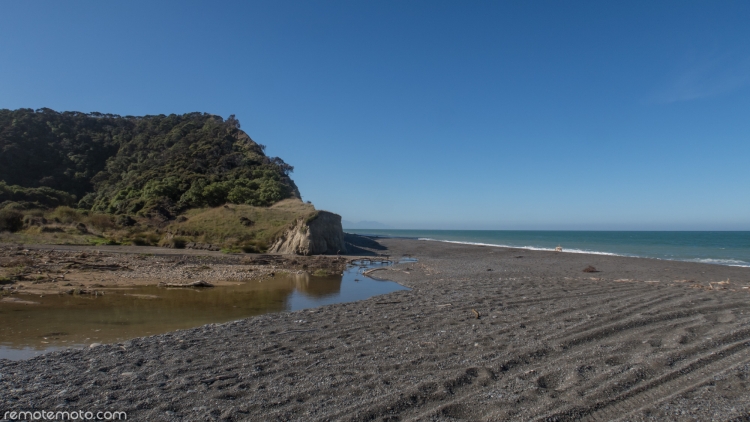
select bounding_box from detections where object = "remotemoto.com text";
[3,410,126,421]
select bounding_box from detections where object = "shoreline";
[346,229,750,268]
[0,244,351,296]
[2,237,750,420]
[415,237,750,267]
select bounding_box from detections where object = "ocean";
[344,230,750,268]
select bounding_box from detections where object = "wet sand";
[2,237,750,421]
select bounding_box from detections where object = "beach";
[2,236,750,421]
[0,244,349,296]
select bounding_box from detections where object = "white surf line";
[416,238,750,268]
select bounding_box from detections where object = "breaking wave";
[416,238,750,267]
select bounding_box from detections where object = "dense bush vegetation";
[0,209,23,232]
[0,108,299,218]
[0,181,77,209]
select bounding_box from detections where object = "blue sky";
[1,1,749,230]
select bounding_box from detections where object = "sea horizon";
[345,229,750,268]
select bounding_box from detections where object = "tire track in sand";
[536,334,750,421]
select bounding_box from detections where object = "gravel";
[2,238,750,421]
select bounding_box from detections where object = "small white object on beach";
[555,245,563,252]
[89,343,102,348]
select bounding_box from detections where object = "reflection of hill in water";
[0,280,303,350]
[245,272,342,298]
[287,273,342,298]
[2,263,414,360]
[0,274,344,352]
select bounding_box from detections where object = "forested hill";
[0,108,300,218]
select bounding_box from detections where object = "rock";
[269,211,347,256]
[89,343,102,348]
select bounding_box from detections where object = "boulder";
[269,211,347,255]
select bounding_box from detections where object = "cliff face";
[269,211,347,255]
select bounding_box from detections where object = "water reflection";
[292,272,343,298]
[0,260,409,360]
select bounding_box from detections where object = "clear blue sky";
[2,1,749,230]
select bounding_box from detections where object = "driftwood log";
[157,280,214,288]
[61,261,128,271]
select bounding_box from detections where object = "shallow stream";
[0,259,410,360]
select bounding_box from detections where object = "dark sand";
[2,237,750,421]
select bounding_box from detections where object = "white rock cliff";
[269,211,347,255]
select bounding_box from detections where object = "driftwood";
[158,280,214,288]
[709,279,730,290]
[32,278,56,284]
[305,360,322,370]
[25,271,68,284]
[62,260,127,271]
[62,289,105,296]
[0,297,40,305]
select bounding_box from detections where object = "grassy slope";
[0,199,316,252]
[167,199,316,251]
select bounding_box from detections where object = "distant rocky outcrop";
[269,211,347,255]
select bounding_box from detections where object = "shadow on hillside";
[344,233,388,256]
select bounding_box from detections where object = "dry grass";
[0,199,316,252]
[167,199,316,251]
